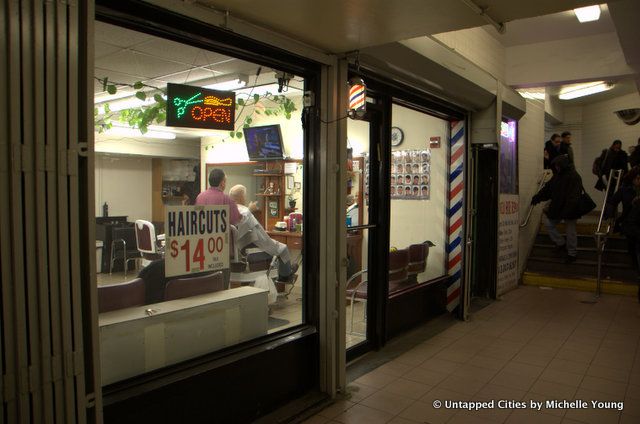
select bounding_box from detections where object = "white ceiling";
[194,0,602,52]
[487,3,615,47]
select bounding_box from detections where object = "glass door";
[345,106,385,357]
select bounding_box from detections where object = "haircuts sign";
[165,205,229,278]
[166,83,235,130]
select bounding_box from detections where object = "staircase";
[522,211,637,296]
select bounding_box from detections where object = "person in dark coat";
[607,167,640,271]
[532,155,583,263]
[622,196,640,302]
[544,134,567,170]
[629,137,640,168]
[561,131,575,164]
[596,140,629,192]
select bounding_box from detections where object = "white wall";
[390,105,449,281]
[433,26,506,82]
[95,155,153,221]
[517,100,546,277]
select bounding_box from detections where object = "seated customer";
[229,184,298,282]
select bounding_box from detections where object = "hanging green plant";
[94,76,297,138]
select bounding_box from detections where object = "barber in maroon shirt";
[195,168,241,225]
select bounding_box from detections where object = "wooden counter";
[267,230,302,251]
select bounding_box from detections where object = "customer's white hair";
[229,184,247,204]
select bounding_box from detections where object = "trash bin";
[96,240,104,273]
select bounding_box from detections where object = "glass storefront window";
[94,22,306,385]
[389,104,449,286]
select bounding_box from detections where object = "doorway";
[345,105,387,359]
[470,144,498,301]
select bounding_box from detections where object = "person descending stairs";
[523,210,638,298]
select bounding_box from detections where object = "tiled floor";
[306,286,640,424]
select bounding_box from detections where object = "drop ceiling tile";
[95,41,123,60]
[95,50,188,80]
[94,21,152,48]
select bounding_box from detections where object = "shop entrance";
[345,105,386,358]
[470,144,499,300]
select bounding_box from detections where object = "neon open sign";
[166,83,235,131]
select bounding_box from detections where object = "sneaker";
[565,255,577,264]
[277,263,299,283]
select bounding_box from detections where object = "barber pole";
[446,120,465,312]
[348,76,366,119]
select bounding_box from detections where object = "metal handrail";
[520,170,553,228]
[594,169,623,298]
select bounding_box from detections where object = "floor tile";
[344,382,378,403]
[359,390,414,415]
[490,370,538,392]
[585,363,629,383]
[317,400,355,419]
[529,380,577,399]
[301,415,330,424]
[375,361,414,377]
[538,368,584,387]
[505,409,562,424]
[579,376,627,397]
[333,404,395,424]
[546,358,590,375]
[403,367,449,386]
[381,378,433,400]
[448,412,497,424]
[437,374,486,396]
[399,400,456,424]
[502,362,545,379]
[419,357,463,374]
[354,369,398,389]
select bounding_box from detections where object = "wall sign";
[165,205,230,278]
[166,83,235,130]
[429,136,441,148]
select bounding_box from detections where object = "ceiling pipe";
[460,0,506,34]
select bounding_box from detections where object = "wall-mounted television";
[243,124,285,161]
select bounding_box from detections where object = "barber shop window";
[388,104,448,289]
[94,22,305,385]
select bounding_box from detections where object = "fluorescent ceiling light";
[96,95,165,114]
[103,124,176,140]
[234,83,303,98]
[516,90,545,100]
[559,81,613,100]
[203,75,248,91]
[574,5,601,23]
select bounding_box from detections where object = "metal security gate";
[1,1,100,423]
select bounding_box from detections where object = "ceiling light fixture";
[96,95,165,114]
[103,124,176,140]
[558,81,613,100]
[203,75,249,91]
[574,5,601,23]
[516,90,545,100]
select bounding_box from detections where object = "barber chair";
[407,241,435,283]
[345,248,411,334]
[109,225,142,279]
[134,220,165,263]
[228,226,299,299]
[98,278,146,313]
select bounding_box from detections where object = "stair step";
[522,272,637,296]
[539,222,598,236]
[535,234,629,250]
[526,258,636,283]
[531,245,633,265]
